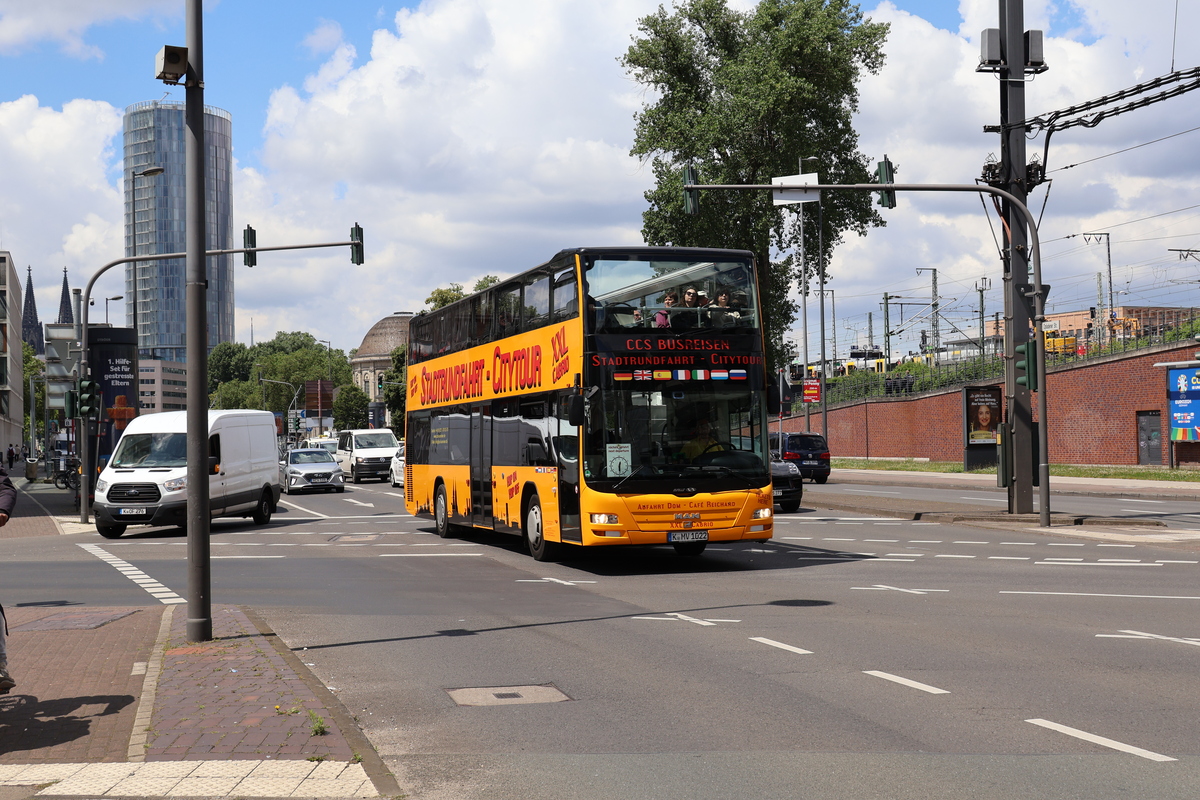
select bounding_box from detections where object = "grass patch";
[308,709,329,736]
[832,458,1200,482]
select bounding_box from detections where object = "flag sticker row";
[613,369,747,381]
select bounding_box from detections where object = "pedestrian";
[0,462,17,693]
[5,445,12,470]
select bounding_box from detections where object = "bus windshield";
[585,256,758,334]
[581,384,769,493]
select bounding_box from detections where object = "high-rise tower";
[122,100,234,362]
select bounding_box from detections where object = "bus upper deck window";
[553,268,578,322]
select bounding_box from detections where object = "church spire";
[21,265,44,355]
[56,267,73,325]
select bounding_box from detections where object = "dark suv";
[769,432,831,483]
[770,456,804,512]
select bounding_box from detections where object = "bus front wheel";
[672,541,707,556]
[525,496,559,562]
[434,484,452,538]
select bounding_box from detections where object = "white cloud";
[0,0,177,58]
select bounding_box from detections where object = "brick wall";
[785,341,1200,466]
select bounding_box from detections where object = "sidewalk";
[0,477,400,799]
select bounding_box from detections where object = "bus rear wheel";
[434,484,452,538]
[525,496,559,562]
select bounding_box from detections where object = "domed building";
[350,311,414,428]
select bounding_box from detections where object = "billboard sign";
[89,327,138,466]
[1168,367,1200,440]
[802,378,821,404]
[964,385,1002,446]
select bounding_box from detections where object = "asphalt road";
[4,478,1200,799]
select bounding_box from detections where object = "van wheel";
[525,496,559,562]
[352,468,361,484]
[96,523,126,539]
[252,491,273,525]
[434,484,452,538]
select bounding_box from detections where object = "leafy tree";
[209,379,260,410]
[425,283,465,310]
[333,384,369,430]
[208,341,255,392]
[473,275,500,292]
[622,0,889,367]
[23,342,45,444]
[382,345,408,437]
[254,331,319,357]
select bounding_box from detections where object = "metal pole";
[184,0,212,642]
[817,200,827,440]
[28,375,36,472]
[800,210,810,431]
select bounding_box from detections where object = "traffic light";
[682,164,699,215]
[243,225,257,267]
[65,390,78,419]
[377,373,384,391]
[350,223,364,265]
[1015,340,1039,392]
[875,155,896,209]
[78,380,98,418]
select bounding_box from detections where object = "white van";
[335,428,399,483]
[92,410,281,539]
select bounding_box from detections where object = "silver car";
[279,448,345,495]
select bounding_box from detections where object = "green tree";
[473,275,500,292]
[208,341,255,392]
[425,283,464,310]
[23,342,45,445]
[382,345,408,437]
[622,0,889,367]
[333,384,369,430]
[209,379,261,410]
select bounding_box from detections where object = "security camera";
[156,45,188,84]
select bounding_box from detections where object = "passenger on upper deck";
[655,292,678,328]
[708,286,742,328]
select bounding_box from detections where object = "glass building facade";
[123,101,234,362]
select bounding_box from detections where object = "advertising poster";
[88,327,138,465]
[1168,367,1200,441]
[965,386,1002,446]
[802,378,821,404]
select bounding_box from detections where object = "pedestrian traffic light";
[682,164,699,215]
[78,380,98,418]
[350,223,364,265]
[1015,340,1039,392]
[243,225,257,267]
[875,156,896,209]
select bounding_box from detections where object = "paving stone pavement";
[0,478,400,798]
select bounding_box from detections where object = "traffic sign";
[771,172,820,206]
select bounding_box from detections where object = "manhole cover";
[446,684,571,706]
[330,534,381,542]
[13,609,138,631]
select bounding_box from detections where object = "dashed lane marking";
[1002,591,1200,600]
[78,543,184,604]
[863,670,950,694]
[1025,719,1175,762]
[1103,629,1200,647]
[750,637,812,655]
[851,585,949,594]
[516,577,598,586]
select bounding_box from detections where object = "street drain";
[446,684,571,706]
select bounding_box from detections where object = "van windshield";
[354,432,397,449]
[111,433,188,468]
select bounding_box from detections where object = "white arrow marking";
[344,498,375,508]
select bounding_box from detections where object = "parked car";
[280,448,345,495]
[388,443,406,488]
[93,410,281,539]
[768,431,831,483]
[335,428,400,483]
[299,437,338,455]
[770,455,804,513]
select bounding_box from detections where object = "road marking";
[1156,559,1199,563]
[344,498,375,508]
[864,539,898,542]
[863,671,949,694]
[911,523,941,526]
[835,522,865,525]
[1035,562,1161,567]
[379,553,484,557]
[1025,719,1175,762]
[823,538,856,541]
[78,543,185,604]
[750,637,812,655]
[851,584,949,594]
[909,540,942,543]
[276,499,329,518]
[1002,591,1200,600]
[1096,544,1136,547]
[515,577,597,586]
[1047,542,1084,546]
[781,537,813,540]
[1121,508,1165,514]
[1115,629,1200,648]
[212,555,286,559]
[1097,559,1142,563]
[960,496,1006,502]
[988,556,1029,560]
[1118,498,1164,503]
[934,554,974,558]
[953,541,989,545]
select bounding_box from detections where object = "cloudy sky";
[0,0,1197,361]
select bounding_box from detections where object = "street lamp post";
[105,295,123,325]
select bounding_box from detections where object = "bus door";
[470,404,493,529]
[555,393,582,543]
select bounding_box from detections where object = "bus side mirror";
[568,395,586,427]
[209,457,220,475]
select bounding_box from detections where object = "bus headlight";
[590,513,619,524]
[752,507,772,520]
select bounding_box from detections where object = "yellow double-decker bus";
[405,246,775,560]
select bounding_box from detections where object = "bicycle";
[52,460,80,492]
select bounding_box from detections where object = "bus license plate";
[668,530,708,543]
[118,507,148,515]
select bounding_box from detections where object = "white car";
[388,444,406,487]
